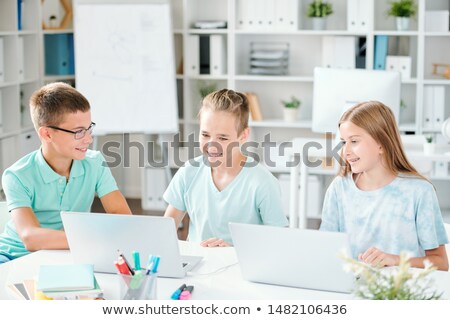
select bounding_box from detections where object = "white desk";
[1,242,350,300]
[2,242,450,300]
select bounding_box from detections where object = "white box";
[425,11,449,32]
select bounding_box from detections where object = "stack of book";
[249,42,289,76]
[25,264,103,300]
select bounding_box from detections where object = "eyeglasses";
[47,122,96,140]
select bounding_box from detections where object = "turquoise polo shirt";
[0,149,118,259]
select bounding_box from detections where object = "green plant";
[341,252,442,300]
[281,96,301,109]
[387,0,417,18]
[307,0,333,18]
[426,136,433,143]
[198,81,217,98]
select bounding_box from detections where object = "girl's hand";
[200,238,231,247]
[358,246,400,267]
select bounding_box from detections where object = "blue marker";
[132,251,141,271]
[152,256,160,273]
[170,284,187,300]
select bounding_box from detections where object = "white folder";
[322,36,356,69]
[17,37,25,81]
[210,35,227,76]
[422,86,434,130]
[274,0,299,31]
[186,35,199,76]
[236,0,248,30]
[0,38,4,82]
[433,86,445,130]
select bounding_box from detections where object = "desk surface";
[1,242,449,300]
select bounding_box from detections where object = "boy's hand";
[200,238,231,247]
[358,246,400,267]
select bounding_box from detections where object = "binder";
[142,167,168,211]
[274,0,299,31]
[422,86,434,130]
[236,0,248,30]
[0,90,3,134]
[347,0,359,32]
[347,0,373,32]
[246,92,263,121]
[374,35,388,70]
[0,37,4,82]
[44,34,75,75]
[322,36,356,69]
[17,0,23,30]
[17,36,25,80]
[186,35,199,76]
[386,56,411,79]
[210,35,226,76]
[199,35,210,74]
[433,86,445,130]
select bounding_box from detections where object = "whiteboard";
[74,0,178,134]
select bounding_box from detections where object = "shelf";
[176,74,183,80]
[235,75,313,82]
[401,78,418,84]
[424,32,450,37]
[399,123,416,131]
[0,126,35,140]
[173,29,183,34]
[423,79,450,85]
[0,31,16,36]
[250,119,312,129]
[19,79,40,85]
[0,81,17,88]
[42,29,74,34]
[186,75,228,80]
[188,29,228,34]
[18,30,39,35]
[235,29,367,36]
[373,30,419,36]
[44,75,76,82]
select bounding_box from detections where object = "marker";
[114,258,131,275]
[151,256,160,273]
[170,284,187,300]
[179,285,194,300]
[132,251,141,271]
[118,250,135,275]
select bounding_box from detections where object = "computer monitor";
[312,67,401,133]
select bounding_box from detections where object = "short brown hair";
[199,89,249,135]
[30,82,90,130]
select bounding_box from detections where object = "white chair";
[0,201,9,232]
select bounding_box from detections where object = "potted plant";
[281,96,301,122]
[49,15,57,28]
[307,0,333,30]
[387,0,417,31]
[424,135,436,155]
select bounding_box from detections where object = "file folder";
[44,34,75,75]
[374,35,388,70]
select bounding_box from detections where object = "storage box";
[425,11,449,32]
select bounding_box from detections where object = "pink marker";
[179,286,194,300]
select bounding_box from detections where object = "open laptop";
[229,223,354,293]
[61,212,202,278]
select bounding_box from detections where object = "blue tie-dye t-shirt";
[320,174,448,259]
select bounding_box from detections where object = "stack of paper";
[249,42,289,75]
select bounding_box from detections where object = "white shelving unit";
[0,0,75,192]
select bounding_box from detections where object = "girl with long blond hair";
[320,101,448,271]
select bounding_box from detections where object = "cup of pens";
[115,250,160,300]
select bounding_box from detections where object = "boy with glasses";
[0,82,131,264]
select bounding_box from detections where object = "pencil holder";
[119,272,157,300]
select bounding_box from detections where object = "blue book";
[37,264,94,292]
[44,34,75,75]
[17,0,23,30]
[374,35,388,70]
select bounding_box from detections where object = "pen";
[117,250,135,275]
[115,258,131,275]
[132,251,141,271]
[170,284,187,300]
[179,285,194,300]
[151,256,160,273]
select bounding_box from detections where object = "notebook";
[37,264,94,292]
[229,223,354,293]
[61,212,202,278]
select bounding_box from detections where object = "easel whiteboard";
[74,0,178,134]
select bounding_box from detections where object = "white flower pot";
[423,142,436,155]
[312,17,327,30]
[396,17,410,31]
[283,108,298,123]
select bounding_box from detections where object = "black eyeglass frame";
[47,122,96,140]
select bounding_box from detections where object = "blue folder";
[374,35,388,70]
[44,34,75,75]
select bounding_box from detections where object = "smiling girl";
[164,89,288,247]
[320,101,448,270]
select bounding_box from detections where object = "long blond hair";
[338,101,426,180]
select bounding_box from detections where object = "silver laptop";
[61,212,202,278]
[229,223,354,293]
